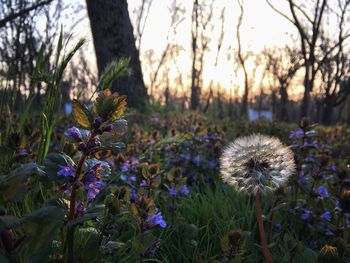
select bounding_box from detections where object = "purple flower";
[317,186,329,198]
[85,180,105,200]
[303,140,318,148]
[64,126,82,142]
[169,187,178,196]
[127,175,136,184]
[305,155,315,162]
[330,165,337,172]
[289,128,304,139]
[57,164,75,177]
[274,223,281,231]
[120,161,130,173]
[82,163,105,200]
[320,211,331,222]
[147,212,167,228]
[180,185,190,196]
[301,210,311,220]
[142,239,161,258]
[140,180,149,187]
[182,153,191,161]
[324,227,334,236]
[75,202,86,215]
[209,160,218,168]
[298,173,307,185]
[130,188,138,203]
[193,155,201,166]
[18,146,30,156]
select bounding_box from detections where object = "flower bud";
[339,189,350,213]
[93,116,103,129]
[77,142,87,152]
[228,229,244,247]
[102,124,113,133]
[318,245,338,263]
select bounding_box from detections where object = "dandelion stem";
[255,192,273,263]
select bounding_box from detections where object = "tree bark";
[86,0,148,108]
[279,86,289,122]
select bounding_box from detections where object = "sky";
[56,0,319,99]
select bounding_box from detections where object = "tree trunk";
[279,86,289,122]
[86,0,148,108]
[322,95,335,125]
[190,0,200,110]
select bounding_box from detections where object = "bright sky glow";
[56,0,343,100]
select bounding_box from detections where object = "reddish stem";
[65,132,96,263]
[255,193,273,263]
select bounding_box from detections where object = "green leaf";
[72,99,91,128]
[110,95,127,121]
[66,205,105,228]
[0,163,45,203]
[86,142,125,155]
[99,58,131,90]
[16,204,65,261]
[0,216,21,232]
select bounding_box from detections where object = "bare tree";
[0,0,59,110]
[190,0,214,110]
[203,7,225,114]
[0,0,53,28]
[236,0,249,118]
[148,0,185,98]
[266,0,350,119]
[134,0,153,51]
[263,46,302,121]
[318,0,350,124]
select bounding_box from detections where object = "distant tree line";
[0,0,349,125]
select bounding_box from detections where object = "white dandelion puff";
[220,134,296,195]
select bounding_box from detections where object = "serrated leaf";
[0,163,45,203]
[220,234,230,253]
[72,99,91,128]
[66,205,105,228]
[141,163,150,179]
[86,142,125,155]
[130,203,139,215]
[110,96,127,122]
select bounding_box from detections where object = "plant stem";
[140,217,145,263]
[65,133,95,263]
[255,192,273,263]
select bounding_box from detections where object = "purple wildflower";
[64,126,82,142]
[193,155,201,166]
[182,152,191,161]
[147,212,167,228]
[317,186,329,199]
[57,164,75,177]
[304,140,318,148]
[75,202,86,215]
[209,160,218,168]
[85,181,105,201]
[274,224,281,231]
[18,146,30,156]
[140,180,149,187]
[130,188,138,203]
[320,211,331,222]
[324,228,334,236]
[331,165,337,172]
[179,185,190,196]
[301,210,311,220]
[169,187,178,196]
[289,128,304,139]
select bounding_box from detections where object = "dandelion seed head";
[220,134,296,195]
